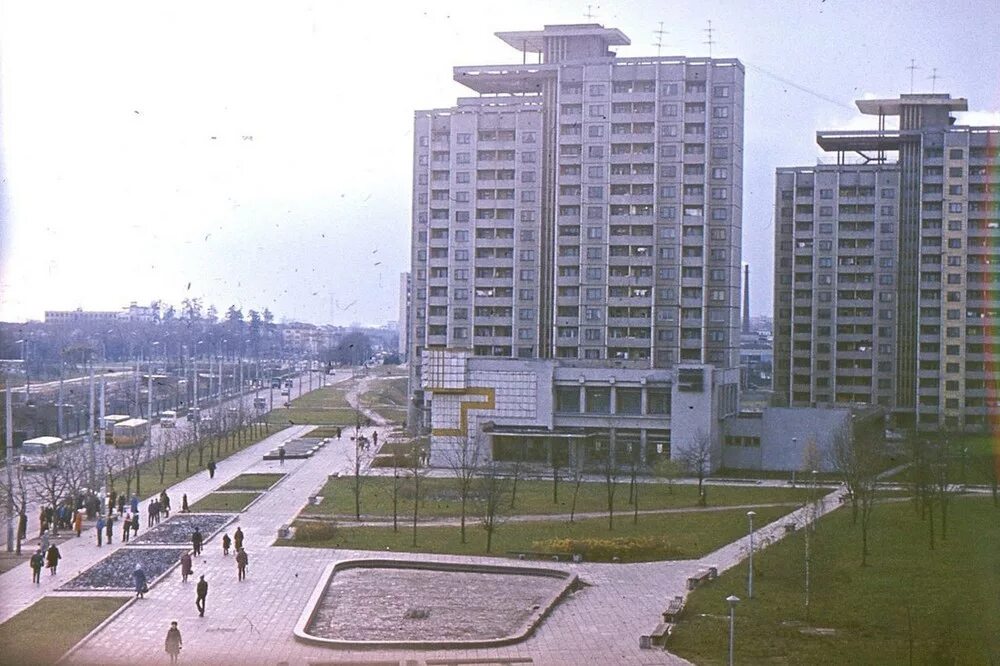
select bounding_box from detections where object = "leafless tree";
[601,427,621,530]
[653,457,682,496]
[0,462,31,552]
[509,439,527,509]
[408,439,428,547]
[679,429,713,507]
[478,460,510,553]
[448,432,482,544]
[928,437,959,542]
[829,427,881,566]
[351,431,375,522]
[27,463,71,536]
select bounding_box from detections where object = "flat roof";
[857,95,968,116]
[496,24,630,53]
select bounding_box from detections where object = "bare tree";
[509,439,526,509]
[351,430,375,522]
[0,462,31,552]
[679,429,713,507]
[653,457,683,496]
[478,460,510,553]
[601,427,620,530]
[829,428,881,566]
[408,439,428,547]
[928,437,957,542]
[448,432,482,544]
[28,464,71,536]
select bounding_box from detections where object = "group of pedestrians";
[28,544,61,583]
[148,493,171,527]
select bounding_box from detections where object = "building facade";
[773,94,1000,432]
[409,24,745,466]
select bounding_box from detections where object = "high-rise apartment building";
[408,24,744,467]
[773,94,1000,432]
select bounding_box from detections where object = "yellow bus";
[102,415,131,443]
[112,418,150,448]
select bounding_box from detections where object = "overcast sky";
[1,0,997,326]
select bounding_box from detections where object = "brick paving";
[2,408,847,666]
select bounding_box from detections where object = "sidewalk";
[0,424,312,625]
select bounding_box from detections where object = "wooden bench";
[639,623,672,649]
[686,566,718,591]
[661,596,685,623]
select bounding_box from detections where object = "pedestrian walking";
[221,533,231,556]
[133,564,148,599]
[96,516,105,547]
[30,549,43,584]
[105,514,114,546]
[192,527,203,556]
[73,509,83,537]
[233,526,244,551]
[148,500,156,527]
[131,511,140,537]
[336,427,341,439]
[117,494,126,516]
[122,512,131,543]
[207,459,216,478]
[40,529,50,556]
[161,491,171,518]
[46,544,61,575]
[236,548,248,581]
[164,621,182,664]
[195,575,208,616]
[180,551,193,582]
[278,446,286,466]
[130,493,139,515]
[181,494,190,513]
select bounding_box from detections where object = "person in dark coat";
[235,548,248,581]
[207,459,216,478]
[133,564,148,598]
[17,512,27,542]
[195,575,208,616]
[221,533,231,556]
[181,494,190,513]
[164,621,182,664]
[130,493,140,515]
[191,528,203,556]
[30,549,44,584]
[160,491,171,518]
[278,446,286,466]
[45,544,61,575]
[122,512,131,543]
[96,516,105,547]
[148,500,157,527]
[233,527,244,551]
[131,512,140,537]
[180,551,193,583]
[105,514,114,545]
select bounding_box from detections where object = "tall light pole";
[804,498,811,621]
[726,594,740,666]
[747,510,757,599]
[2,359,24,553]
[811,468,819,532]
[14,339,29,404]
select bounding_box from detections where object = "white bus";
[21,436,66,470]
[102,415,131,443]
[160,410,178,428]
[112,418,150,448]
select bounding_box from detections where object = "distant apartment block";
[45,301,160,325]
[409,23,745,468]
[773,94,1000,432]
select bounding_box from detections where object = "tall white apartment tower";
[409,24,744,442]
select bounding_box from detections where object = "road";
[1,370,349,550]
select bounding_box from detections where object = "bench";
[639,622,672,649]
[686,566,718,591]
[661,596,685,623]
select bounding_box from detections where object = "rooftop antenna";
[653,21,668,57]
[584,4,598,20]
[704,20,715,58]
[906,59,919,93]
[928,68,942,93]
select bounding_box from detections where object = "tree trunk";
[460,494,467,544]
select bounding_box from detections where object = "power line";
[743,61,855,111]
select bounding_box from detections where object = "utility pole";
[58,359,65,438]
[88,361,96,490]
[99,372,107,494]
[3,360,23,552]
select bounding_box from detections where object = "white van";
[160,410,177,428]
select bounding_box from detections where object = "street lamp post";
[811,468,819,532]
[747,510,757,599]
[726,594,740,666]
[2,359,24,553]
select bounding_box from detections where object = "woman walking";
[133,564,148,599]
[164,621,182,664]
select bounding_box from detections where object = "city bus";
[102,415,131,443]
[21,436,66,470]
[112,418,150,448]
[160,410,178,428]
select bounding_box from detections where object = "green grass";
[267,407,358,426]
[302,476,816,519]
[217,473,285,491]
[285,504,796,561]
[669,496,1000,665]
[190,492,260,513]
[359,377,409,424]
[885,433,998,486]
[0,596,129,665]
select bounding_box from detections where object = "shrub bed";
[532,536,686,562]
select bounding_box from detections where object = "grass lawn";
[266,384,358,426]
[0,596,129,665]
[669,496,1000,665]
[885,433,998,486]
[190,492,260,513]
[218,473,285,491]
[286,504,795,561]
[302,476,817,519]
[360,377,408,424]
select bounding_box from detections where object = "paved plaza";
[0,420,844,666]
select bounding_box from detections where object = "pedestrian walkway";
[0,424,312,625]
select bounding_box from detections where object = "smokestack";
[742,264,751,334]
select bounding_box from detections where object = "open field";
[359,376,409,424]
[0,596,129,665]
[266,385,358,426]
[286,504,796,562]
[189,492,260,513]
[302,476,817,519]
[669,496,1000,665]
